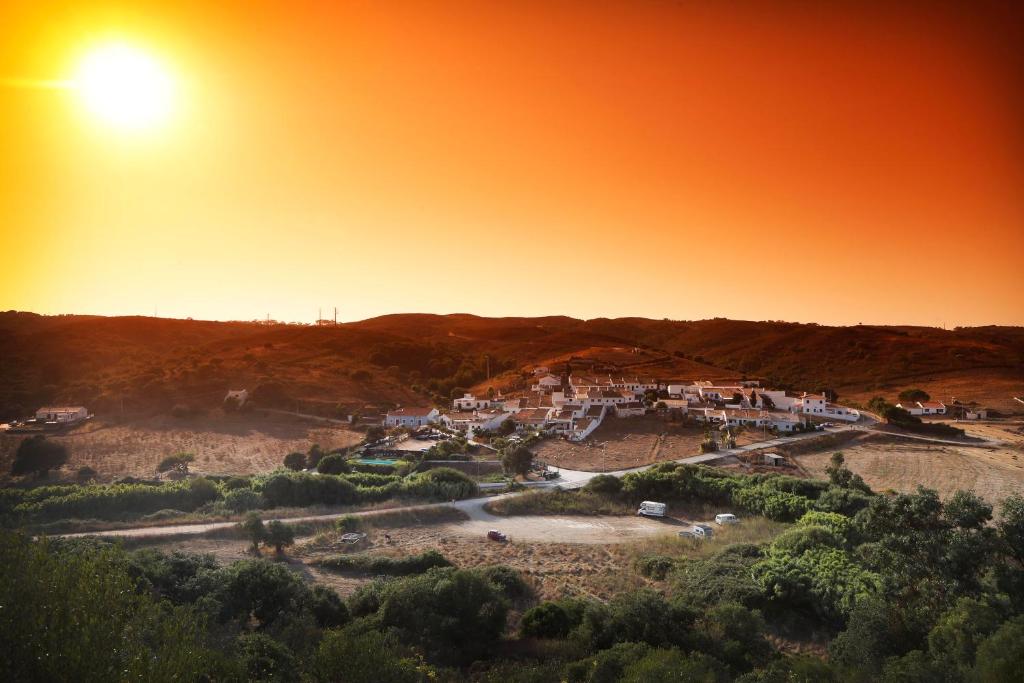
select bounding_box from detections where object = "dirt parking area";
[0,412,363,482]
[794,422,1024,507]
[534,416,764,471]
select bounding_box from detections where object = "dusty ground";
[793,421,1024,507]
[0,412,363,482]
[534,416,763,471]
[127,504,781,602]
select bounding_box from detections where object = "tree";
[157,452,195,475]
[306,444,325,469]
[264,521,295,555]
[825,452,871,493]
[497,418,516,436]
[313,626,425,683]
[972,616,1024,683]
[240,513,266,553]
[11,435,69,477]
[282,452,306,471]
[316,453,350,475]
[898,388,930,403]
[502,445,534,477]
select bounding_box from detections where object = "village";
[385,371,864,443]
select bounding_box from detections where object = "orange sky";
[1,1,1022,326]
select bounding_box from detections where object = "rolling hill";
[1,311,1021,420]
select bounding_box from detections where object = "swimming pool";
[352,458,399,466]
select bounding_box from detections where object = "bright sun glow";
[73,44,174,130]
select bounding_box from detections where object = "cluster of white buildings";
[894,400,947,416]
[383,373,862,441]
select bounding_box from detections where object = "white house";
[569,417,601,441]
[726,410,770,428]
[532,374,562,391]
[769,414,802,432]
[799,393,828,415]
[224,389,249,408]
[917,401,946,415]
[823,404,861,422]
[385,407,439,428]
[453,393,495,411]
[35,406,88,424]
[895,402,924,416]
[614,401,646,418]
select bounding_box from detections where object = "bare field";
[534,416,763,471]
[793,422,1024,506]
[841,370,1024,415]
[0,412,363,482]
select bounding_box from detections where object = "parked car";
[486,529,508,542]
[637,501,667,518]
[714,513,739,525]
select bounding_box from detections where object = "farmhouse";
[917,401,947,415]
[452,393,497,410]
[384,406,439,427]
[895,402,924,416]
[35,406,89,425]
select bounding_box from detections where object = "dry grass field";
[0,411,362,483]
[793,421,1024,507]
[144,507,786,603]
[840,369,1024,416]
[533,416,763,471]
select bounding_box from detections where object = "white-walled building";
[453,393,496,411]
[799,393,828,415]
[385,407,439,428]
[35,406,88,424]
[917,401,946,415]
[615,401,646,418]
[895,402,924,416]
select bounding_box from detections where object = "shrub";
[282,452,306,471]
[235,633,297,683]
[76,466,98,483]
[264,521,295,554]
[635,555,676,580]
[521,601,575,638]
[321,550,451,576]
[316,454,350,475]
[477,565,529,599]
[223,488,263,513]
[157,453,195,474]
[585,474,624,495]
[11,436,69,477]
[14,478,221,522]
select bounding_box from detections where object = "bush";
[11,436,69,477]
[14,477,221,522]
[521,601,576,638]
[635,555,676,580]
[264,521,295,554]
[316,454,350,475]
[156,453,195,474]
[223,488,263,513]
[282,452,306,471]
[76,466,98,483]
[235,633,297,683]
[477,565,529,599]
[585,474,624,495]
[321,550,451,576]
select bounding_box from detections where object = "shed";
[763,453,785,467]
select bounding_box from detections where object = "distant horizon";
[6,307,1022,331]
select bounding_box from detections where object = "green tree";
[316,453,350,474]
[236,632,297,682]
[282,452,306,471]
[502,445,534,478]
[264,521,295,555]
[313,625,426,683]
[240,513,267,553]
[972,616,1024,683]
[585,474,624,496]
[11,435,69,477]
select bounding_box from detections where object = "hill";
[1,311,1021,419]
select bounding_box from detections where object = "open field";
[840,369,1024,416]
[533,416,763,471]
[0,411,362,483]
[792,421,1024,506]
[137,505,784,602]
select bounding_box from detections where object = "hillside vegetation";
[1,311,1021,420]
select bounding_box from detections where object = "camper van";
[714,513,738,525]
[637,501,667,518]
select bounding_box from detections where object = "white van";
[692,524,714,538]
[714,513,738,525]
[637,501,667,518]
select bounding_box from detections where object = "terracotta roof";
[586,405,605,418]
[387,407,436,417]
[37,406,86,412]
[918,401,946,409]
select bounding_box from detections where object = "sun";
[73,44,175,130]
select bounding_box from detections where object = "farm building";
[35,406,89,424]
[384,406,440,427]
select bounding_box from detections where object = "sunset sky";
[1,1,1022,327]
